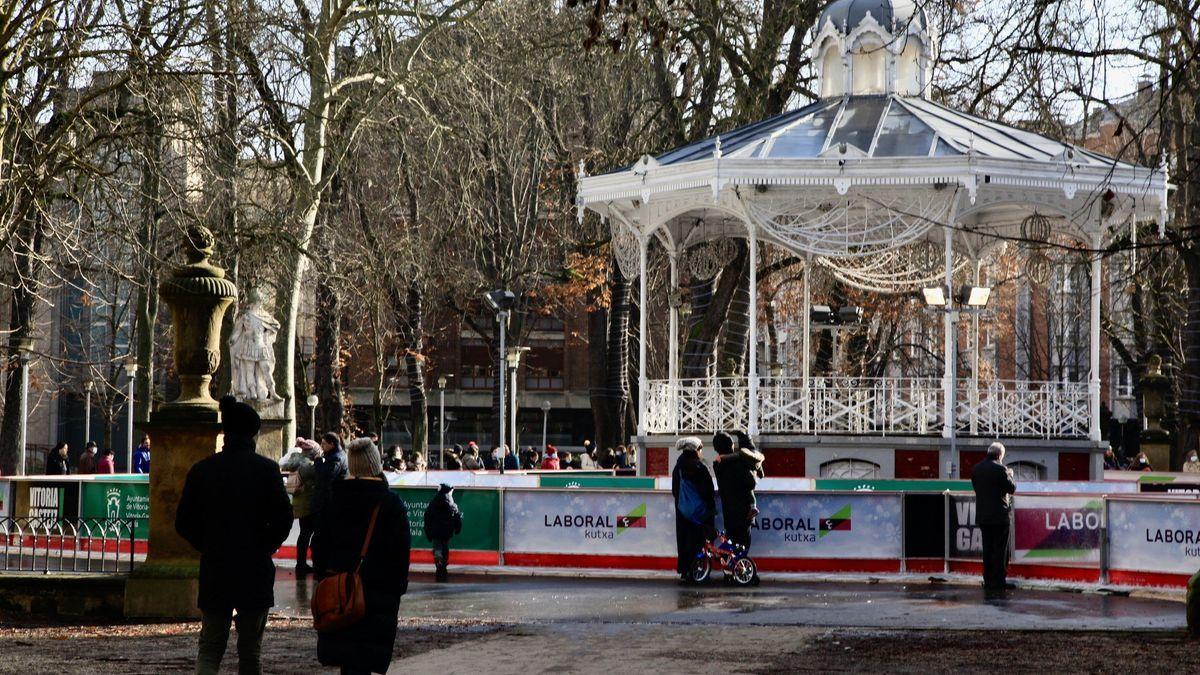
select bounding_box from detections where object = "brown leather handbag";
[311,504,381,632]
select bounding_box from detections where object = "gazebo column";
[942,227,955,441]
[748,227,760,436]
[802,256,812,432]
[1089,229,1102,442]
[668,250,679,433]
[636,232,649,441]
[970,258,982,436]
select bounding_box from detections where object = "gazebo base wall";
[640,434,1105,481]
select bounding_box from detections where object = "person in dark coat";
[312,438,411,675]
[423,483,463,582]
[971,441,1017,594]
[76,441,98,474]
[672,436,715,582]
[313,432,348,515]
[44,442,70,475]
[175,396,293,675]
[712,432,763,552]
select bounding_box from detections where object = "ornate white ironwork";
[610,218,641,280]
[817,240,969,293]
[742,187,956,258]
[684,238,736,280]
[643,376,1088,439]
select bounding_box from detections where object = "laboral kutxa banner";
[740,492,902,559]
[1107,498,1200,575]
[504,489,676,557]
[1012,494,1102,564]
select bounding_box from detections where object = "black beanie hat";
[735,430,755,451]
[219,395,262,437]
[712,431,734,455]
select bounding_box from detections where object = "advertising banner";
[80,481,150,539]
[1138,478,1200,495]
[539,475,656,490]
[1012,495,1103,564]
[392,487,500,551]
[815,479,970,492]
[504,489,676,557]
[16,480,80,525]
[1108,499,1200,575]
[948,494,983,559]
[742,492,903,559]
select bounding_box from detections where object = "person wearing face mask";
[1183,450,1200,474]
[1133,452,1153,472]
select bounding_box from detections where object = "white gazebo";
[576,0,1169,477]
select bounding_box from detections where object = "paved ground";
[0,571,1194,673]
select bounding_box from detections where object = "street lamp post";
[437,375,448,470]
[506,346,529,458]
[484,290,516,473]
[124,356,138,473]
[540,400,551,453]
[16,337,32,475]
[83,378,94,446]
[922,284,992,477]
[306,393,319,439]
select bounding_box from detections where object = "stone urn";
[159,226,237,411]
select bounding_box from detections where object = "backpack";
[311,503,380,633]
[677,476,711,525]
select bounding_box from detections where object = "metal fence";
[0,517,139,573]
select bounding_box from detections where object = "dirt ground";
[0,616,1195,674]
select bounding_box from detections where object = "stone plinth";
[247,398,289,461]
[124,408,222,619]
[1141,440,1172,474]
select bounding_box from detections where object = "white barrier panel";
[504,489,676,557]
[1016,481,1136,494]
[1108,498,1200,575]
[1012,494,1103,564]
[385,471,539,488]
[741,492,902,559]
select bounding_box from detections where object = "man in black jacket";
[424,483,463,582]
[176,396,293,675]
[971,441,1017,594]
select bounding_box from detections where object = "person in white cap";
[672,436,716,583]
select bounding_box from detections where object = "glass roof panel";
[828,96,888,153]
[765,103,841,158]
[933,138,961,156]
[872,104,936,156]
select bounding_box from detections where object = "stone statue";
[229,288,281,401]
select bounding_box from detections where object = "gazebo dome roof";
[819,0,926,34]
[652,94,1131,167]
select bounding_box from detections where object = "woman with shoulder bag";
[311,438,411,675]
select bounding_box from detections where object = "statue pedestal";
[247,398,289,461]
[1141,437,1173,473]
[124,407,222,619]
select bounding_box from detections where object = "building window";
[819,459,881,479]
[1113,364,1133,399]
[1007,461,1046,481]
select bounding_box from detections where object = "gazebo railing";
[645,376,1089,439]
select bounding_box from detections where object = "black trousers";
[296,514,316,568]
[724,508,752,552]
[980,521,1010,590]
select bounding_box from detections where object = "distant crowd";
[39,436,151,476]
[436,439,635,472]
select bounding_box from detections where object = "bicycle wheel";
[690,556,712,583]
[730,556,757,586]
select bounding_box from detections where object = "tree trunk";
[716,254,751,378]
[592,260,631,449]
[682,240,748,378]
[400,282,427,457]
[313,254,344,436]
[0,212,43,474]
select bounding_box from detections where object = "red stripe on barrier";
[754,558,901,573]
[904,558,945,573]
[1009,563,1100,583]
[273,546,501,567]
[1108,569,1191,588]
[504,552,678,570]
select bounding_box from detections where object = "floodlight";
[810,305,836,324]
[484,290,516,312]
[922,287,947,307]
[959,285,992,308]
[837,306,863,325]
